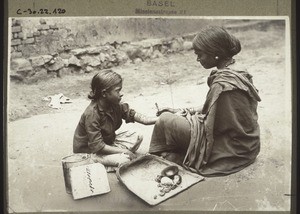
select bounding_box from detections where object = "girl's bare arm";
[156,105,203,116]
[134,112,158,125]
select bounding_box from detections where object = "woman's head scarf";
[193,26,241,59]
[88,69,122,100]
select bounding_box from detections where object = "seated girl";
[73,69,157,170]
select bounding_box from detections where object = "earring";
[215,56,219,60]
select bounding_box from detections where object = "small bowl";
[161,166,179,178]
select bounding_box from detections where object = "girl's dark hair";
[88,69,122,100]
[193,26,241,59]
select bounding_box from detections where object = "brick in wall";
[11,39,22,46]
[23,38,35,44]
[11,52,23,58]
[14,20,21,26]
[49,25,59,30]
[17,45,23,51]
[12,26,22,33]
[39,18,47,24]
[33,31,41,37]
[35,36,42,43]
[40,30,48,35]
[18,32,24,39]
[27,32,34,38]
[12,19,17,26]
[37,25,50,31]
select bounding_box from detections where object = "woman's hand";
[175,109,188,117]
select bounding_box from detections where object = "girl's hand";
[156,107,175,116]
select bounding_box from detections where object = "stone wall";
[10,18,280,83]
[10,34,194,83]
[18,17,220,48]
[10,18,61,59]
[10,19,24,58]
[10,18,200,83]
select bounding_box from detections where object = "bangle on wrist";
[188,107,196,114]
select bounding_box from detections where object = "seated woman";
[149,26,261,177]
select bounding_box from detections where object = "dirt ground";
[6,23,292,212]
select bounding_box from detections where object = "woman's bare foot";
[130,135,143,152]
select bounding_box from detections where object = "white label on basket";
[70,163,110,200]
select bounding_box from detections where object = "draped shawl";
[183,68,261,176]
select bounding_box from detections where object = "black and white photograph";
[6,16,292,212]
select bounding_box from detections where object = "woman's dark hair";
[193,26,241,59]
[88,69,122,100]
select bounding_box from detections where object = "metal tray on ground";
[116,154,204,206]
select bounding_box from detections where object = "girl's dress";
[149,67,261,176]
[73,101,139,171]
